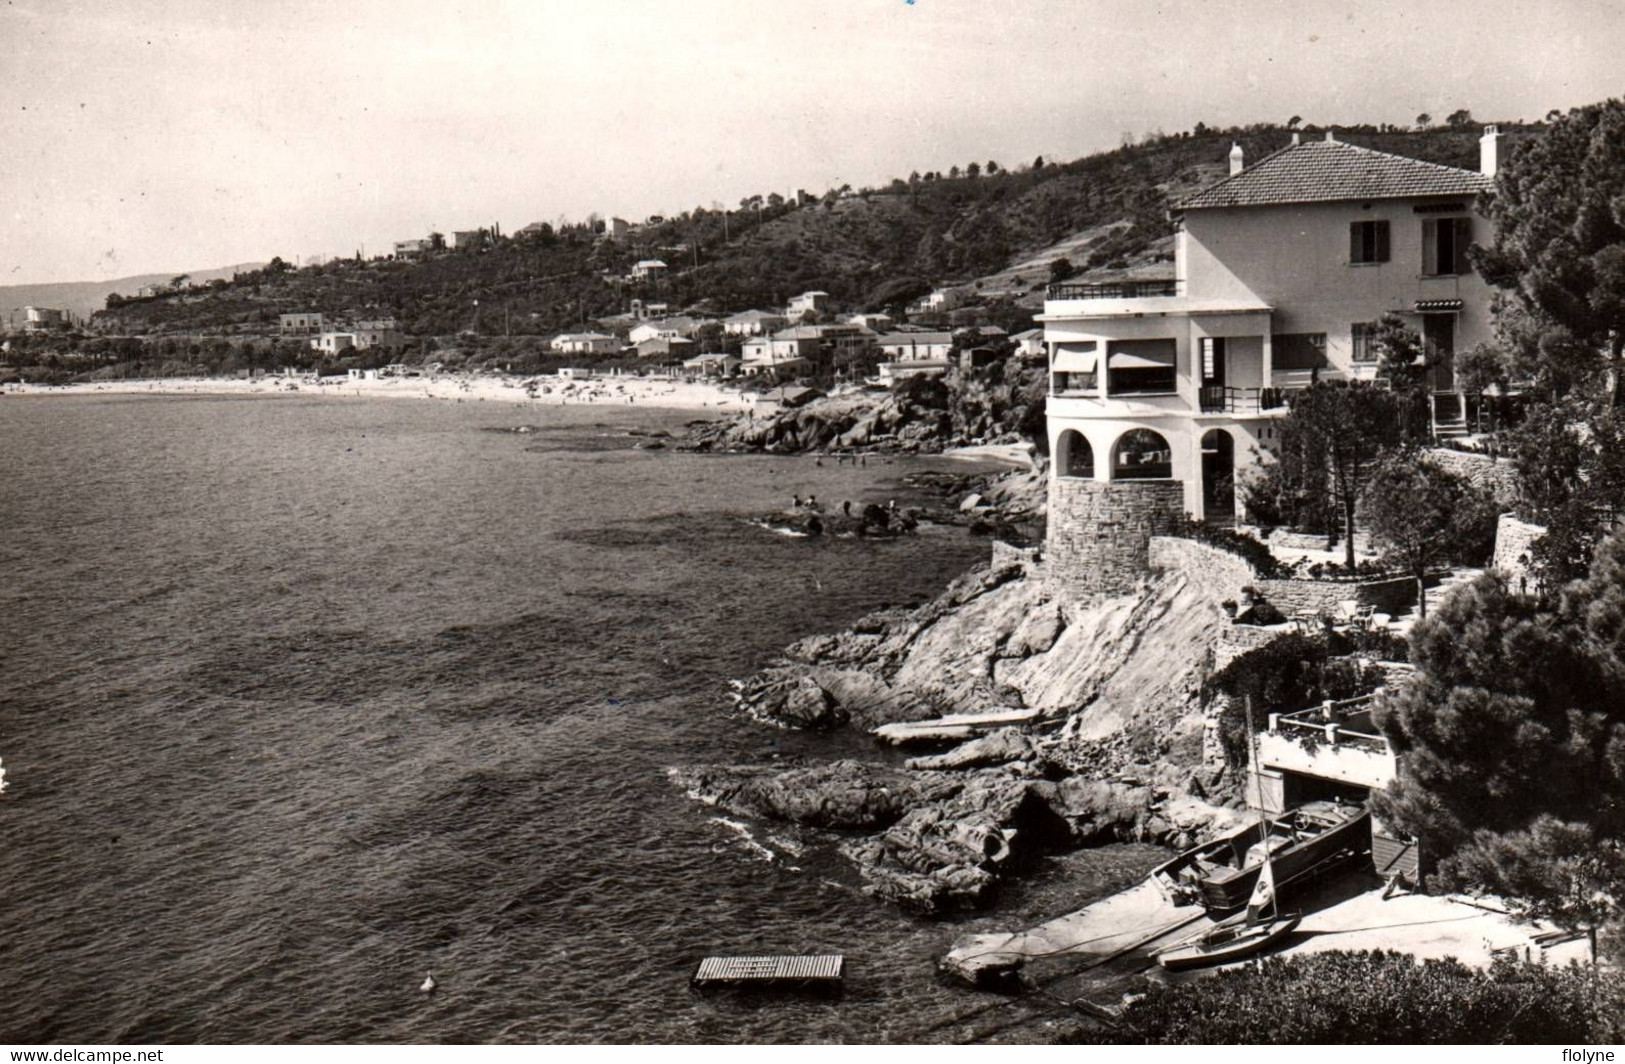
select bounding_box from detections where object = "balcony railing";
[1271,695,1389,753]
[1197,385,1288,414]
[1046,279,1180,301]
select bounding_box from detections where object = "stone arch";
[1056,429,1095,479]
[1112,427,1174,481]
[1201,428,1236,523]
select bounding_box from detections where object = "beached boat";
[1156,911,1302,971]
[1149,800,1370,912]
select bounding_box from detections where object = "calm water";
[0,393,1158,1044]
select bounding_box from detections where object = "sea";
[0,392,1162,1044]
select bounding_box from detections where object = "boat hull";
[1150,801,1371,913]
[1157,914,1301,971]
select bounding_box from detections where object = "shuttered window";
[1352,322,1379,362]
[1422,217,1474,275]
[1349,221,1390,264]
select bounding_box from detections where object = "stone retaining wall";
[1255,573,1416,617]
[1149,537,1258,604]
[1046,477,1184,602]
[1492,512,1545,591]
[1425,447,1520,507]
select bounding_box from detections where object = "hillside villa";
[279,312,325,335]
[312,325,405,355]
[785,290,830,320]
[741,332,819,378]
[628,316,700,344]
[629,259,668,282]
[723,309,788,336]
[550,332,619,355]
[1042,127,1501,525]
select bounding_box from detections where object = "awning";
[1052,344,1098,373]
[1415,299,1464,312]
[1108,350,1174,370]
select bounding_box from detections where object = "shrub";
[1068,951,1625,1044]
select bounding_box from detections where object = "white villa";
[1043,128,1501,524]
[785,290,830,320]
[723,309,788,336]
[550,332,619,355]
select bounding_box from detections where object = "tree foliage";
[1072,951,1625,1044]
[1363,453,1499,617]
[1474,100,1625,404]
[1255,383,1403,565]
[1374,531,1625,925]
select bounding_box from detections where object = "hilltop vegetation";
[85,120,1540,341]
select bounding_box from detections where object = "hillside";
[0,263,264,324]
[85,121,1540,340]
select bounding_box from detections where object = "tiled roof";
[1176,139,1492,210]
[876,332,953,345]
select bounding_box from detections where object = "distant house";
[21,306,66,332]
[682,352,742,378]
[393,238,431,260]
[875,331,954,362]
[629,259,668,282]
[279,312,325,335]
[911,286,972,314]
[630,299,670,321]
[135,285,162,298]
[628,316,699,344]
[605,217,632,241]
[633,337,693,361]
[723,309,789,337]
[848,312,894,331]
[742,332,821,378]
[452,230,485,250]
[550,332,619,355]
[785,290,830,320]
[311,327,403,354]
[1011,327,1046,360]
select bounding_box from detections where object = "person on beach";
[843,500,852,517]
[793,495,802,509]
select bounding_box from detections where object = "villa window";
[1200,336,1226,385]
[1351,322,1379,363]
[1349,220,1390,264]
[1423,217,1474,276]
[1051,342,1098,394]
[1107,339,1177,395]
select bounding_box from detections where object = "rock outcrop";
[685,543,1259,914]
[674,755,1236,913]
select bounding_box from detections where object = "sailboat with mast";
[1154,697,1306,970]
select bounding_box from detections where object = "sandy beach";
[5,372,754,413]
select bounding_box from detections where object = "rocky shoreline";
[673,541,1250,915]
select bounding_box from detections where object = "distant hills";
[86,119,1541,340]
[0,263,264,325]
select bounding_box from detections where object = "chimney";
[1291,132,1301,146]
[1481,124,1501,176]
[1229,142,1244,176]
[1325,128,1337,143]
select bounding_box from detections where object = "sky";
[2,0,1620,285]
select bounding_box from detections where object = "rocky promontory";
[676,546,1254,913]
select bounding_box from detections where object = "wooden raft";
[692,953,844,992]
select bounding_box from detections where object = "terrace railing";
[1271,694,1389,753]
[1046,279,1180,301]
[1197,385,1289,414]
